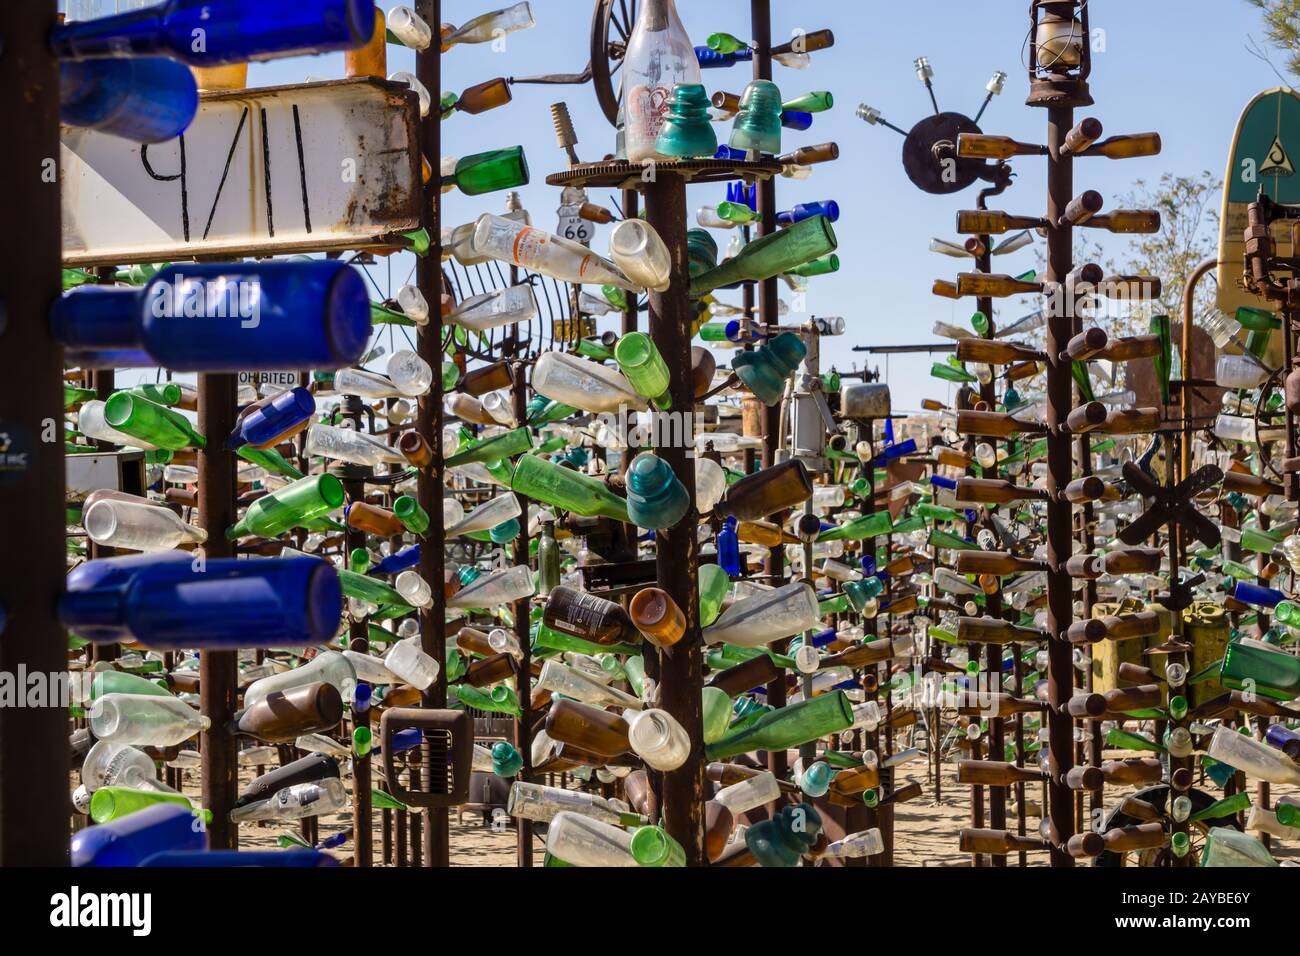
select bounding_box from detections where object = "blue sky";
[74,1,1296,411]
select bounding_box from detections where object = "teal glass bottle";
[729,79,783,155]
[655,83,717,158]
[625,452,691,530]
[732,332,806,406]
[745,803,822,867]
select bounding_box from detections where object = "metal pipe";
[415,0,448,867]
[644,171,706,865]
[198,373,239,849]
[0,0,70,864]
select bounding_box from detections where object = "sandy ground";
[85,755,1298,867]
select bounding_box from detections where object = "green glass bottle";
[782,91,833,113]
[970,311,990,336]
[789,254,838,277]
[445,427,533,468]
[698,322,730,342]
[103,393,206,451]
[929,528,978,551]
[89,787,199,825]
[1150,313,1172,405]
[690,215,837,296]
[78,669,172,700]
[1221,639,1300,700]
[441,146,529,196]
[614,332,673,408]
[630,825,686,867]
[705,690,854,760]
[225,473,344,540]
[698,563,730,627]
[818,595,850,616]
[1235,305,1280,331]
[128,383,182,407]
[64,384,97,408]
[917,503,960,523]
[511,454,630,523]
[537,519,561,597]
[349,548,370,573]
[729,79,783,155]
[930,362,977,384]
[707,32,747,54]
[716,200,761,225]
[1105,728,1163,752]
[533,621,641,659]
[237,445,304,481]
[891,514,926,534]
[393,495,430,535]
[1188,791,1252,823]
[63,267,96,290]
[817,511,892,543]
[454,684,522,717]
[655,83,717,159]
[602,285,630,312]
[1240,527,1281,555]
[576,336,616,362]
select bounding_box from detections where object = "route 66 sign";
[557,186,593,247]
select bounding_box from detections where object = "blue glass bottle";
[51,261,371,372]
[72,802,205,867]
[694,46,752,69]
[718,517,741,576]
[777,201,839,227]
[626,453,691,530]
[369,544,421,577]
[1232,580,1284,609]
[52,0,375,66]
[780,110,813,131]
[61,57,197,143]
[60,553,342,649]
[871,438,917,466]
[226,387,316,450]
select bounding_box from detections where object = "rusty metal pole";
[198,373,239,849]
[508,263,534,868]
[0,0,70,865]
[644,172,706,865]
[751,0,788,791]
[415,0,448,867]
[1042,104,1077,867]
[343,473,372,866]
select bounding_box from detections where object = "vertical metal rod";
[344,475,372,866]
[508,263,534,867]
[974,238,1007,865]
[750,0,788,791]
[0,0,69,864]
[644,172,706,864]
[1043,105,1077,867]
[198,373,239,849]
[415,0,448,868]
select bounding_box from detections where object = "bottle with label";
[543,585,641,646]
[622,0,701,162]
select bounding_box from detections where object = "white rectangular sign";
[62,78,422,266]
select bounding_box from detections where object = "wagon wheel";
[1092,784,1243,867]
[590,0,637,129]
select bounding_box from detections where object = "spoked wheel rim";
[591,0,637,128]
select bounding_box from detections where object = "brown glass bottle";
[691,346,717,400]
[543,585,640,646]
[628,587,686,649]
[459,360,514,397]
[346,501,405,538]
[229,681,343,744]
[706,654,782,697]
[704,800,735,862]
[461,653,516,688]
[455,625,495,658]
[714,458,814,522]
[544,699,631,758]
[623,769,659,821]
